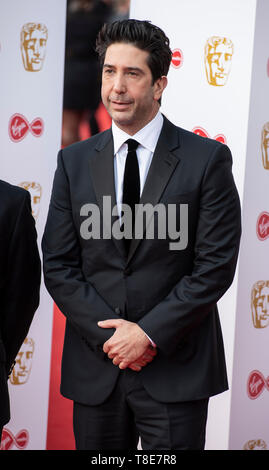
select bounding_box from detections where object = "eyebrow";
[103,64,144,73]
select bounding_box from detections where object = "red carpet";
[46,103,111,450]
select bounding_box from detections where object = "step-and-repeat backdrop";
[130,0,268,451]
[1,0,268,451]
[0,0,66,450]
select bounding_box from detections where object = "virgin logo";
[192,126,226,144]
[8,113,44,142]
[247,370,269,400]
[0,428,29,450]
[171,49,183,69]
[257,212,269,241]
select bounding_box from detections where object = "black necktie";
[122,139,140,251]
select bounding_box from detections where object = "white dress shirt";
[112,111,164,220]
[111,111,164,348]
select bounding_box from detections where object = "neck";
[114,106,160,136]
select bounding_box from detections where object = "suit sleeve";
[138,143,241,356]
[42,150,120,352]
[2,191,41,373]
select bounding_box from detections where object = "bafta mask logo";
[9,337,34,385]
[171,48,183,69]
[21,22,48,72]
[18,182,42,219]
[251,281,269,329]
[192,126,226,144]
[243,439,267,450]
[0,428,29,450]
[256,212,269,241]
[261,122,269,170]
[205,36,234,86]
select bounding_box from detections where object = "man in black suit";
[0,180,41,439]
[42,20,241,450]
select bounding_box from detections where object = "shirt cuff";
[144,333,156,348]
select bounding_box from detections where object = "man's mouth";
[110,100,133,110]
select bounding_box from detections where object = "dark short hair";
[96,19,172,84]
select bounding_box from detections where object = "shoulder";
[167,117,223,151]
[0,180,28,208]
[60,129,112,161]
[0,181,30,230]
[162,115,231,164]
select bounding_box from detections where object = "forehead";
[104,42,150,69]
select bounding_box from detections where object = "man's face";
[101,42,166,135]
[253,285,269,328]
[22,28,47,71]
[206,43,233,86]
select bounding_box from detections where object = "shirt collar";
[112,111,164,155]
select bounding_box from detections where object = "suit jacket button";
[115,307,121,315]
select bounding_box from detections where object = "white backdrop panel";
[130,0,256,449]
[0,0,66,450]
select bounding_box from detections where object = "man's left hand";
[98,319,151,369]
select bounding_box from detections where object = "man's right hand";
[128,345,157,371]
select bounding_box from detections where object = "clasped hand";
[98,319,157,371]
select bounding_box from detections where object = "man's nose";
[113,74,126,94]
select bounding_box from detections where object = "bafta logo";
[261,122,269,170]
[18,182,42,219]
[243,439,267,450]
[9,337,34,385]
[204,36,234,86]
[251,281,269,329]
[244,439,267,450]
[21,23,48,72]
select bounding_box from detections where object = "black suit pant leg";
[73,369,209,450]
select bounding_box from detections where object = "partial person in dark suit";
[62,0,112,146]
[0,180,41,440]
[42,20,241,450]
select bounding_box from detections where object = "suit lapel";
[89,117,181,263]
[89,129,126,259]
[127,116,181,264]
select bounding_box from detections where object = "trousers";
[73,368,209,450]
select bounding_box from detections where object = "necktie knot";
[125,139,139,152]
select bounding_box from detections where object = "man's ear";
[153,76,168,101]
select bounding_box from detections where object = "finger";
[98,319,122,329]
[118,360,129,370]
[103,341,111,354]
[128,363,142,372]
[141,355,153,363]
[147,346,157,356]
[112,356,121,366]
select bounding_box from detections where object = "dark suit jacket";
[42,116,241,406]
[0,180,41,427]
